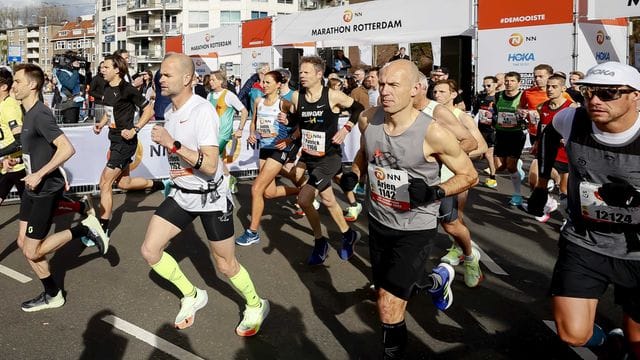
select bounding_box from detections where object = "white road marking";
[102,315,205,360]
[543,320,597,360]
[476,246,509,276]
[0,264,32,283]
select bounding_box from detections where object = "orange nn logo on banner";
[508,33,524,47]
[596,30,607,45]
[343,10,354,23]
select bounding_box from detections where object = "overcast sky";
[5,0,95,18]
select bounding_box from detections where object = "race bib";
[579,181,640,224]
[104,106,116,128]
[528,110,540,126]
[368,165,410,211]
[22,153,31,175]
[301,129,326,156]
[168,153,193,178]
[478,109,492,125]
[496,112,517,128]
[257,116,278,138]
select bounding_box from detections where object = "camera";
[52,52,87,70]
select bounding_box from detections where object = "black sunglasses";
[580,86,636,101]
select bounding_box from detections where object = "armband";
[343,122,353,132]
[193,151,204,170]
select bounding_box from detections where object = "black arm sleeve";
[346,101,365,127]
[0,140,20,157]
[537,122,562,179]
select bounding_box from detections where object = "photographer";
[53,51,84,124]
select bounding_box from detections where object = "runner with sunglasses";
[528,62,640,358]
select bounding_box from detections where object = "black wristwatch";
[133,126,140,133]
[170,140,182,154]
[435,186,446,200]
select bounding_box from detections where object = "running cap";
[575,61,640,90]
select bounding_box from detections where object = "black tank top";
[298,86,341,157]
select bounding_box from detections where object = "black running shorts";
[259,148,289,165]
[107,134,138,170]
[369,215,437,301]
[19,189,63,240]
[494,130,526,158]
[0,169,26,199]
[553,161,569,174]
[550,236,640,323]
[438,196,459,224]
[479,128,496,148]
[154,197,234,241]
[300,153,342,192]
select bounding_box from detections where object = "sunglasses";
[579,86,636,101]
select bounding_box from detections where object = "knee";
[556,324,592,347]
[215,256,239,277]
[263,188,277,199]
[140,242,160,265]
[116,178,130,190]
[320,196,336,208]
[22,245,40,262]
[298,189,314,207]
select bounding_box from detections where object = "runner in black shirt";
[93,54,164,236]
[13,63,109,312]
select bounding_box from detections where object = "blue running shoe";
[308,238,329,265]
[354,183,366,196]
[517,159,525,182]
[236,229,260,246]
[428,263,455,311]
[509,194,523,206]
[339,230,361,260]
[163,179,174,199]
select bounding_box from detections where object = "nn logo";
[508,53,535,62]
[595,30,610,45]
[508,33,536,47]
[343,9,362,23]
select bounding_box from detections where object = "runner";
[349,60,477,359]
[528,62,640,359]
[93,54,165,236]
[207,70,248,193]
[235,70,300,246]
[13,63,108,312]
[473,75,499,188]
[143,53,268,334]
[290,56,364,265]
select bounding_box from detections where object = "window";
[72,29,82,36]
[117,16,126,32]
[117,40,126,51]
[58,30,68,37]
[189,11,208,29]
[102,0,111,11]
[220,11,240,25]
[277,12,291,15]
[102,42,111,54]
[251,11,268,19]
[55,41,65,50]
[277,0,293,3]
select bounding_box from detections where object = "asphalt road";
[0,162,623,360]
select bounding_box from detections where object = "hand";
[340,172,359,192]
[598,176,640,207]
[274,138,289,151]
[151,125,172,148]
[22,172,43,191]
[332,127,349,145]
[121,128,136,140]
[408,178,439,208]
[527,187,548,216]
[529,142,538,155]
[247,132,257,145]
[233,129,243,138]
[93,123,103,134]
[277,112,289,125]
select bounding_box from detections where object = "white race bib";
[22,153,31,175]
[579,181,640,224]
[168,153,192,178]
[497,112,517,128]
[257,116,278,138]
[368,165,410,211]
[104,106,116,128]
[478,109,493,125]
[301,129,326,156]
[528,110,540,126]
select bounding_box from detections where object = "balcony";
[134,49,163,63]
[27,53,39,59]
[27,41,40,48]
[27,31,40,38]
[127,0,182,13]
[127,23,181,38]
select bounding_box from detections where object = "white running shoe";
[174,288,208,330]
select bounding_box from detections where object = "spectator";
[389,47,410,62]
[152,69,171,121]
[332,49,351,77]
[238,63,269,116]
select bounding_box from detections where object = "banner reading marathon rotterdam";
[183,24,240,56]
[272,0,470,46]
[587,0,640,20]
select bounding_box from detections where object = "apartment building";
[4,24,62,74]
[52,18,97,65]
[96,0,299,72]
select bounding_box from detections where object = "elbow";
[462,139,478,154]
[468,171,479,188]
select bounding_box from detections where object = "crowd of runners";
[1,50,640,359]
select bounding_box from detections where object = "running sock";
[584,324,606,347]
[350,202,358,207]
[150,180,165,192]
[342,228,354,237]
[54,199,81,216]
[70,224,90,239]
[382,320,407,359]
[229,264,260,307]
[510,172,522,195]
[151,252,197,298]
[41,275,60,297]
[99,218,110,233]
[490,175,496,180]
